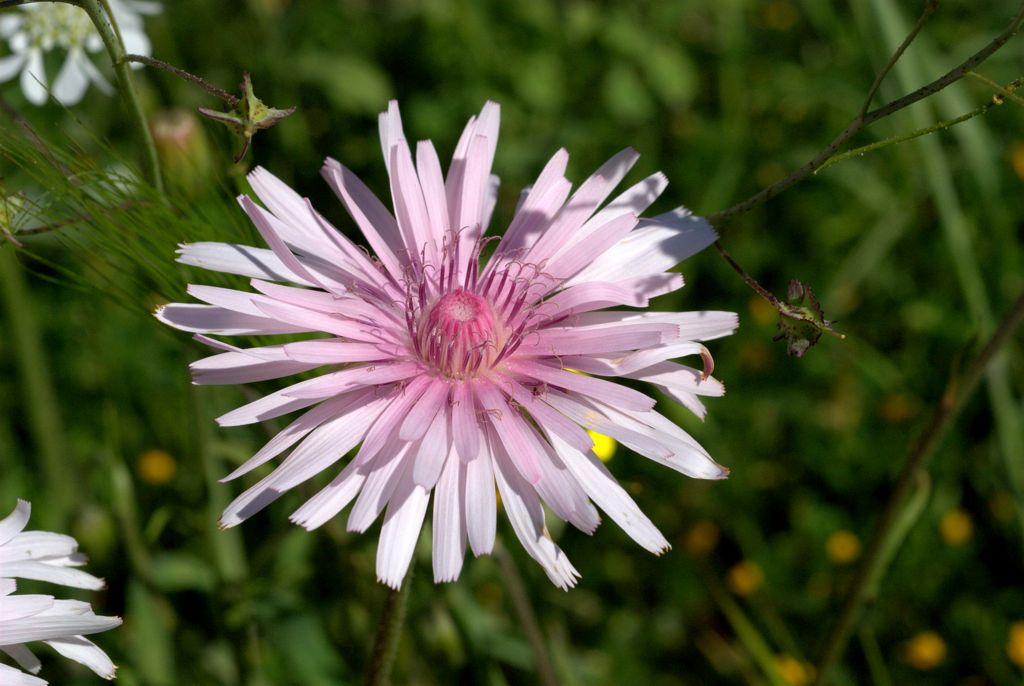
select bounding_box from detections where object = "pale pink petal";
[347,441,413,533]
[474,382,542,484]
[490,148,570,261]
[322,158,406,280]
[416,140,452,249]
[463,434,496,556]
[0,500,30,545]
[513,326,668,357]
[546,432,669,554]
[573,172,668,242]
[352,375,434,467]
[0,562,103,591]
[221,390,379,482]
[219,390,390,527]
[567,208,716,287]
[155,304,308,336]
[279,362,424,401]
[526,147,639,266]
[388,140,437,266]
[376,462,430,589]
[176,242,313,286]
[44,636,116,680]
[506,359,656,411]
[432,450,465,582]
[450,381,480,462]
[490,433,579,589]
[399,378,450,442]
[289,459,366,530]
[492,375,593,453]
[412,407,450,488]
[280,340,402,365]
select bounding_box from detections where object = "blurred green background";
[2,0,1024,684]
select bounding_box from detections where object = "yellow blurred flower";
[825,530,861,565]
[137,448,177,485]
[727,560,763,596]
[1012,142,1024,181]
[902,631,946,670]
[880,393,915,424]
[774,654,815,686]
[748,295,776,326]
[940,510,974,546]
[762,0,799,31]
[684,521,720,557]
[1007,622,1024,667]
[587,430,617,462]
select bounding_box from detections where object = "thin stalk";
[76,0,164,196]
[813,289,1024,684]
[0,248,70,529]
[707,1,1024,227]
[816,95,1002,175]
[966,71,1024,107]
[124,53,238,105]
[859,0,939,118]
[495,543,561,686]
[364,567,414,686]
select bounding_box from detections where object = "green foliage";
[1,0,1023,684]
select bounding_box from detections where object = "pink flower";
[158,101,737,589]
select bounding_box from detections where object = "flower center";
[418,289,503,379]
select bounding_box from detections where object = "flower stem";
[0,248,71,529]
[364,567,414,686]
[123,53,239,105]
[812,288,1024,684]
[706,1,1024,228]
[495,543,561,686]
[75,0,165,196]
[816,77,1022,175]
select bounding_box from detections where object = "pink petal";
[464,435,496,556]
[399,378,450,441]
[526,147,639,266]
[348,440,413,533]
[413,406,450,488]
[474,382,543,484]
[289,459,367,530]
[321,158,406,281]
[546,432,669,554]
[490,432,579,589]
[432,449,465,582]
[506,359,656,411]
[451,381,480,462]
[376,462,430,589]
[176,242,312,285]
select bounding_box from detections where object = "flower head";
[0,500,121,683]
[0,0,160,106]
[159,101,737,588]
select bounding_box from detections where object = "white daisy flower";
[0,0,160,106]
[0,500,121,683]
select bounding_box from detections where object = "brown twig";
[123,53,239,105]
[812,288,1024,684]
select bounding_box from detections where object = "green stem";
[0,248,70,529]
[364,567,414,686]
[812,288,1024,684]
[76,0,165,196]
[816,97,1000,175]
[495,544,561,686]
